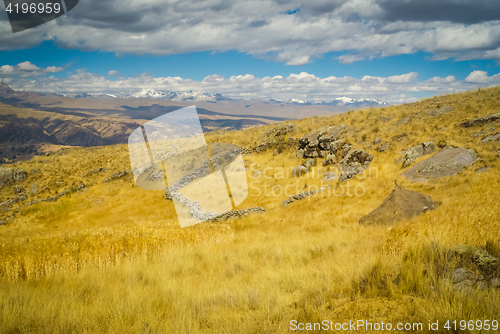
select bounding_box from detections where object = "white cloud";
[0,61,63,77]
[107,70,120,76]
[3,65,499,104]
[0,0,499,65]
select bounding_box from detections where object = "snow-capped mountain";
[127,88,229,103]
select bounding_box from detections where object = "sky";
[1,0,500,104]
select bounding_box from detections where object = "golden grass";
[0,87,500,332]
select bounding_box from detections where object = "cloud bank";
[1,0,500,65]
[2,63,499,104]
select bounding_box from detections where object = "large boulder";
[359,184,438,225]
[402,147,477,182]
[13,169,27,182]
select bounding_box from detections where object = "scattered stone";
[359,183,438,225]
[12,185,22,193]
[472,248,498,269]
[292,166,308,177]
[395,118,410,126]
[402,142,436,168]
[303,158,316,169]
[473,127,495,137]
[395,156,404,164]
[208,207,265,223]
[337,149,373,182]
[402,147,477,182]
[377,142,391,152]
[427,105,454,116]
[373,138,382,145]
[461,112,500,127]
[323,171,338,181]
[13,169,27,182]
[30,168,40,175]
[0,167,13,188]
[376,117,392,122]
[30,183,38,195]
[296,124,353,159]
[492,278,500,288]
[0,219,5,226]
[263,123,295,138]
[322,153,337,166]
[452,268,468,283]
[82,167,109,177]
[481,133,500,143]
[476,166,490,173]
[282,188,329,208]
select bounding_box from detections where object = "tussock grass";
[1,87,500,332]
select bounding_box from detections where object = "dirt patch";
[359,184,438,225]
[402,147,477,182]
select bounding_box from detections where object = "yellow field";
[1,87,500,333]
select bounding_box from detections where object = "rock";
[451,244,474,255]
[207,207,265,223]
[373,138,382,145]
[472,248,498,269]
[359,184,438,225]
[304,158,316,169]
[13,169,27,182]
[402,142,436,168]
[273,149,280,156]
[491,278,500,288]
[395,118,410,125]
[263,123,295,138]
[296,125,352,159]
[454,279,475,293]
[481,133,500,143]
[0,219,5,226]
[427,105,454,116]
[476,166,490,173]
[323,154,337,166]
[30,168,40,175]
[323,171,338,181]
[377,142,391,152]
[461,112,500,127]
[376,117,391,122]
[12,185,22,193]
[292,166,308,177]
[0,167,13,188]
[395,156,404,164]
[451,268,468,283]
[402,147,477,182]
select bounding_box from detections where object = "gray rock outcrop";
[402,147,477,182]
[460,112,500,127]
[402,142,436,168]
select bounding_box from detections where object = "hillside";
[0,87,499,333]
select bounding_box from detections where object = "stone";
[472,248,498,269]
[323,171,338,181]
[454,280,475,293]
[402,142,436,168]
[427,105,454,116]
[373,138,382,145]
[304,158,316,169]
[0,167,13,188]
[481,133,500,143]
[376,116,391,122]
[451,268,467,283]
[12,185,22,193]
[323,154,337,166]
[208,207,265,223]
[402,147,477,182]
[292,166,308,177]
[476,166,490,173]
[395,118,410,126]
[377,142,391,152]
[30,168,40,175]
[491,278,500,288]
[461,112,500,127]
[476,281,488,290]
[13,169,27,182]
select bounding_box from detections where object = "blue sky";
[1,0,500,103]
